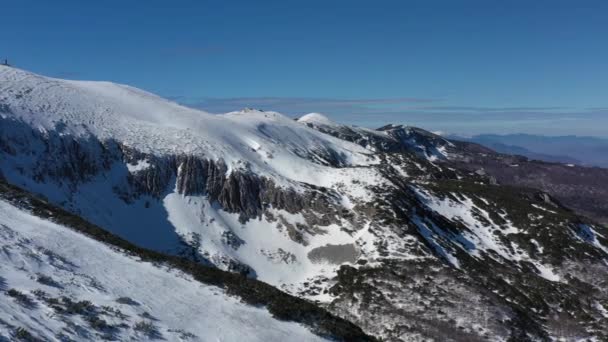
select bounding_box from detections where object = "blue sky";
[2,0,608,137]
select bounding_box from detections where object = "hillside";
[0,179,371,341]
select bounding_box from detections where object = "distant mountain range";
[449,134,608,168]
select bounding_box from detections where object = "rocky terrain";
[1,65,607,341]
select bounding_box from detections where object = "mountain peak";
[297,113,334,125]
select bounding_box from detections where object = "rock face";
[1,67,608,341]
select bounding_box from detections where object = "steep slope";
[0,201,323,341]
[0,66,373,182]
[2,66,608,341]
[0,179,372,341]
[0,65,383,290]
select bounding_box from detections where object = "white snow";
[297,113,334,125]
[530,239,544,254]
[163,191,365,294]
[530,262,560,282]
[0,65,377,189]
[412,214,461,268]
[531,204,557,215]
[0,199,326,341]
[126,159,151,173]
[594,302,608,318]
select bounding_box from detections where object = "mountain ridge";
[450,133,608,168]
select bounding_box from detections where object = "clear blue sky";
[3,0,608,136]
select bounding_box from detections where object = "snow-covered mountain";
[0,65,386,292]
[1,65,608,341]
[0,182,338,341]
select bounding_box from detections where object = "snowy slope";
[0,65,376,186]
[298,113,387,138]
[0,198,326,341]
[0,65,389,297]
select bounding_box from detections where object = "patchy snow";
[412,214,461,268]
[594,302,608,318]
[429,144,450,161]
[572,224,608,254]
[530,239,544,254]
[531,204,558,215]
[126,159,151,173]
[413,187,562,282]
[0,199,327,341]
[530,262,560,282]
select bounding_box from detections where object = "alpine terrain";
[1,65,607,341]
